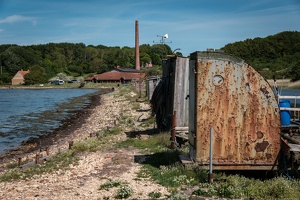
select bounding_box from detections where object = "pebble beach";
[0,87,169,199]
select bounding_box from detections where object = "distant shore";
[267,79,300,89]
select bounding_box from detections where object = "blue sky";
[0,0,299,56]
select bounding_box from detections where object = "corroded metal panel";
[190,51,281,170]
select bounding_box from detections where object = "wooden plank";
[175,126,189,132]
[289,143,300,152]
[179,154,193,164]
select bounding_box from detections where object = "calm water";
[0,88,106,154]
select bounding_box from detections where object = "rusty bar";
[171,111,177,149]
[281,132,300,144]
[35,154,40,164]
[46,147,49,156]
[69,141,74,149]
[18,157,22,167]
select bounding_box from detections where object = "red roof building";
[85,68,146,83]
[11,69,30,85]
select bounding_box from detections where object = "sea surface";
[0,88,106,154]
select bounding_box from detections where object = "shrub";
[115,186,133,199]
[99,179,122,190]
[148,191,162,199]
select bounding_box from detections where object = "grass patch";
[191,175,300,199]
[148,191,162,199]
[0,125,123,182]
[117,132,170,153]
[115,185,133,199]
[140,117,156,128]
[0,150,77,182]
[99,179,123,190]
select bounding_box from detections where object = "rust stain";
[256,131,264,139]
[192,52,281,169]
[255,141,270,152]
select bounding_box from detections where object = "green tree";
[289,60,300,81]
[24,65,48,85]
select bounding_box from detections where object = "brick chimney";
[135,20,140,71]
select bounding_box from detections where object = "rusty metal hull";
[189,51,281,170]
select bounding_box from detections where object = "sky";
[0,0,299,56]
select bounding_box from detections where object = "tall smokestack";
[135,20,140,71]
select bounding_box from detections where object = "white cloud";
[0,15,37,25]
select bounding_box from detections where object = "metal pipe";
[171,111,177,149]
[281,132,300,144]
[209,127,214,183]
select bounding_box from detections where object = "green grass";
[0,125,123,182]
[117,132,170,153]
[115,185,133,199]
[99,179,123,190]
[191,175,300,199]
[0,150,77,182]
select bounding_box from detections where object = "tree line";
[0,43,174,84]
[222,31,300,81]
[0,31,299,84]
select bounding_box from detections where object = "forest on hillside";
[0,43,173,84]
[222,31,300,80]
[0,31,299,85]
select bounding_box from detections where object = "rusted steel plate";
[190,51,281,170]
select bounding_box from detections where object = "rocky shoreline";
[0,87,170,199]
[0,89,109,166]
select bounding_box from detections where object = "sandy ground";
[0,88,170,200]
